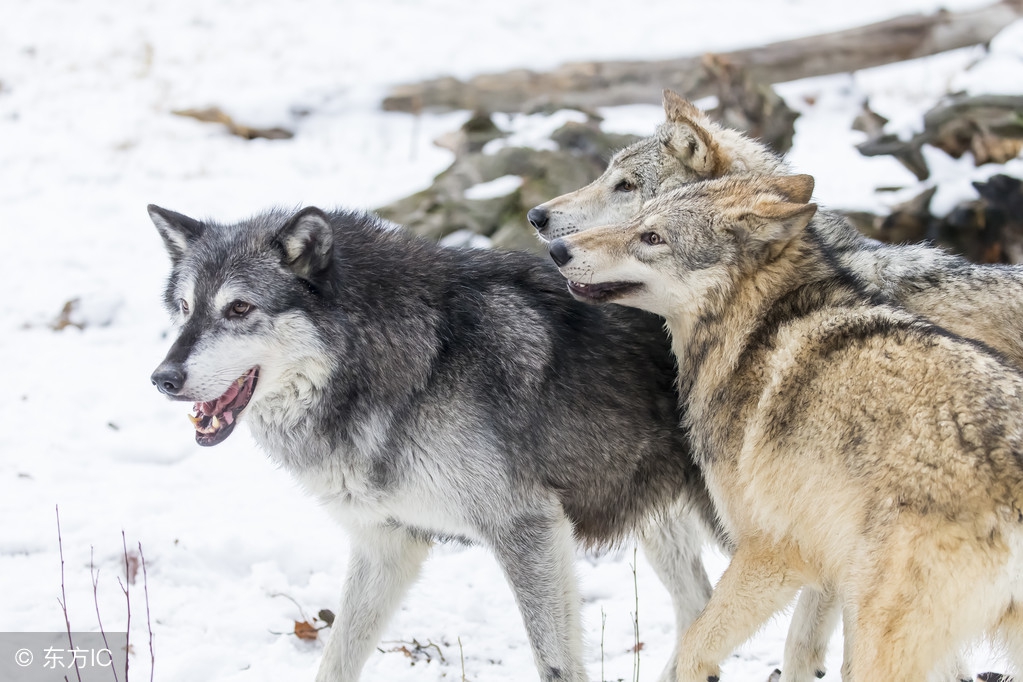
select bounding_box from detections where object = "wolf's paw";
[767,667,826,682]
[675,665,721,682]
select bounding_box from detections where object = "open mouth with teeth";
[567,280,642,303]
[189,367,259,447]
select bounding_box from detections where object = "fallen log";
[857,94,1023,180]
[383,0,1023,114]
[842,174,1023,264]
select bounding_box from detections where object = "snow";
[483,110,590,154]
[777,46,1023,216]
[463,174,524,200]
[1,0,1020,680]
[440,230,495,249]
[956,19,1023,94]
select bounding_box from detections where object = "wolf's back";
[304,211,709,544]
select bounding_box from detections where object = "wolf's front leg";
[778,584,840,682]
[315,524,432,682]
[637,509,714,682]
[490,504,586,682]
[676,536,801,682]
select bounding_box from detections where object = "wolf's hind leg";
[676,536,801,682]
[778,584,840,682]
[638,508,713,682]
[315,523,431,682]
[490,503,586,682]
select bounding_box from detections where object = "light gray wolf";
[532,89,1023,682]
[549,172,1023,682]
[146,204,720,682]
[529,89,1023,375]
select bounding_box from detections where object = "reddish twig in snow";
[90,546,120,682]
[55,505,83,682]
[117,531,131,682]
[138,542,155,682]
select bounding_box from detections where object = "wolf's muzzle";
[527,206,549,232]
[151,364,186,397]
[548,239,572,267]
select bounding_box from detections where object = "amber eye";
[641,232,664,246]
[614,180,636,193]
[179,299,190,315]
[226,301,253,319]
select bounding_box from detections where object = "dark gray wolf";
[532,90,1023,682]
[549,173,1023,682]
[146,204,718,682]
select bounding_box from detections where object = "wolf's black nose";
[527,206,549,231]
[151,365,186,396]
[549,239,572,267]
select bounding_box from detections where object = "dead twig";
[55,505,84,682]
[138,542,154,682]
[117,531,131,682]
[172,107,293,141]
[379,638,447,665]
[90,547,120,682]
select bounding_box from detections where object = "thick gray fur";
[148,205,716,682]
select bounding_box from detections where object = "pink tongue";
[200,379,243,415]
[219,380,242,406]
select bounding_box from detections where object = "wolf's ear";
[745,201,818,261]
[148,205,204,261]
[277,207,335,282]
[764,174,814,204]
[662,90,703,123]
[658,96,725,177]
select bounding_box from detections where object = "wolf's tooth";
[211,415,221,429]
[237,377,245,387]
[188,414,200,427]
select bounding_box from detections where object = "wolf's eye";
[614,180,636,193]
[641,232,664,246]
[226,301,254,319]
[179,299,190,315]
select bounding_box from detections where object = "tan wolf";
[531,90,1023,681]
[548,172,1023,682]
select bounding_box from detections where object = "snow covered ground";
[1,0,1020,680]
